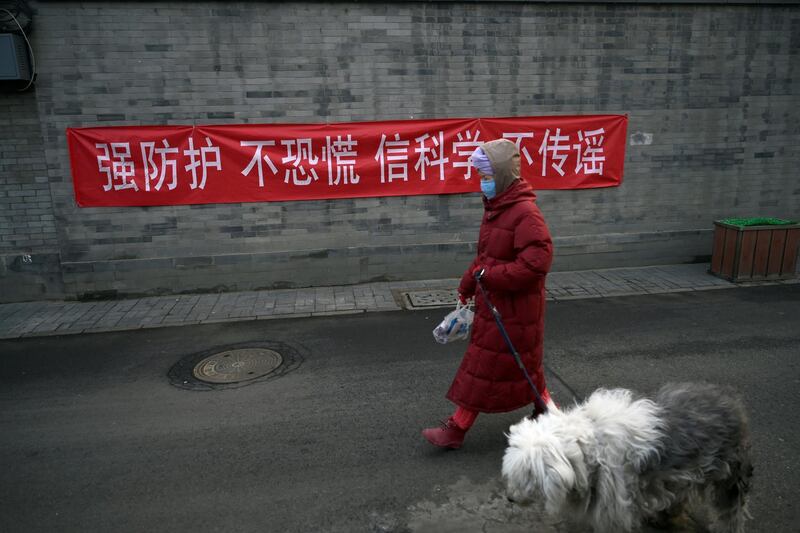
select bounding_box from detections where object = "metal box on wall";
[710,220,800,282]
[0,33,31,81]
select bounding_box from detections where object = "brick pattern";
[3,1,798,301]
[0,89,63,301]
[2,262,796,339]
[0,92,57,253]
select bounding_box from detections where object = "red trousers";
[451,388,552,430]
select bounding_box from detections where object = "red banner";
[67,115,627,207]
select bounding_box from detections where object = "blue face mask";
[480,179,496,199]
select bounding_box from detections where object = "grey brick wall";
[0,90,63,300]
[2,1,798,301]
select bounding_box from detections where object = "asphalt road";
[1,285,798,532]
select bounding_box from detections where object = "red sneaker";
[422,417,467,449]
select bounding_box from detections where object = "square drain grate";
[401,289,459,309]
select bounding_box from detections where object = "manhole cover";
[192,348,283,384]
[403,289,458,309]
[168,341,303,391]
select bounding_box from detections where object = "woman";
[422,138,554,449]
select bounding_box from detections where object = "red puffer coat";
[447,179,553,413]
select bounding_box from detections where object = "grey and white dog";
[502,383,752,532]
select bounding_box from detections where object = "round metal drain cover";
[192,348,283,384]
[168,341,302,391]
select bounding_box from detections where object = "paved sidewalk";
[0,263,796,340]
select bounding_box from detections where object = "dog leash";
[474,269,549,415]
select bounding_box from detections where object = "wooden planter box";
[710,221,800,282]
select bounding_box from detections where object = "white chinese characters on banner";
[376,131,452,183]
[414,131,449,181]
[574,128,606,175]
[452,130,482,179]
[96,138,223,193]
[539,128,571,177]
[375,133,411,183]
[502,132,535,166]
[91,126,609,194]
[96,143,138,191]
[184,137,221,190]
[326,135,360,186]
[241,141,279,187]
[536,128,607,178]
[282,138,320,186]
[141,140,179,191]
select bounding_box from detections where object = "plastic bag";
[433,302,474,344]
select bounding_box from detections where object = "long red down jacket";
[446,140,553,413]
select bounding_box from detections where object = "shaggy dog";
[502,383,752,532]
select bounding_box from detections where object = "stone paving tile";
[181,294,219,322]
[0,302,20,322]
[646,268,690,288]
[162,295,201,323]
[588,269,629,289]
[570,272,607,295]
[31,304,94,333]
[0,303,48,333]
[71,300,116,322]
[1,263,793,340]
[578,272,626,293]
[635,272,679,291]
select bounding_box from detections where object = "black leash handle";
[473,269,548,415]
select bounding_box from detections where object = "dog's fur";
[502,383,752,532]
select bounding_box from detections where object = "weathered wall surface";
[0,89,63,301]
[1,1,798,301]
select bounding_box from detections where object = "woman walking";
[422,138,554,449]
